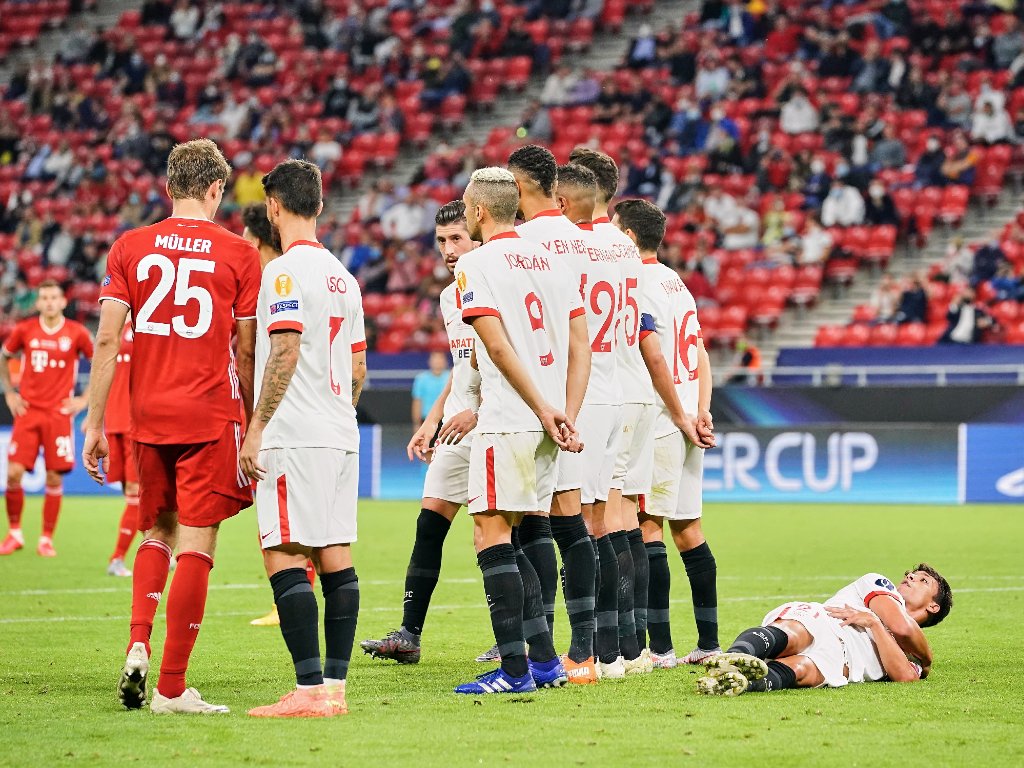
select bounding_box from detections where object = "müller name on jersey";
[153,234,214,253]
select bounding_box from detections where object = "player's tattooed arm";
[351,349,367,406]
[253,331,300,427]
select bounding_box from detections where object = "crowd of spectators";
[2,0,1024,350]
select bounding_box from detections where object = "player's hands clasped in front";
[239,424,268,482]
[82,427,110,485]
[540,406,583,453]
[436,409,477,447]
[4,391,27,418]
[825,605,879,630]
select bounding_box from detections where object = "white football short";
[467,431,558,515]
[421,436,472,506]
[647,430,704,520]
[762,602,849,688]
[556,403,623,503]
[256,447,358,548]
[609,403,657,498]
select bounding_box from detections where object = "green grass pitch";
[1,498,1022,767]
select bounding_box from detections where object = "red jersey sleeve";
[2,323,23,357]
[100,238,131,308]
[235,244,261,320]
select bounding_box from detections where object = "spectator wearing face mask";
[780,88,819,134]
[802,157,832,209]
[864,183,900,226]
[821,176,865,227]
[971,99,1014,145]
[939,286,995,344]
[915,136,946,187]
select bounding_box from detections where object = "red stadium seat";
[864,225,897,266]
[895,322,927,347]
[869,323,899,347]
[815,325,845,347]
[939,186,969,224]
[840,324,870,347]
[505,57,532,91]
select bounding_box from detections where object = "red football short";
[134,421,252,531]
[105,432,138,485]
[7,406,74,473]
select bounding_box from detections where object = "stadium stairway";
[746,186,1023,370]
[327,0,697,222]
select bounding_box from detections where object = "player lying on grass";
[697,565,953,695]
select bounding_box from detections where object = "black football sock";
[518,515,558,638]
[321,567,359,682]
[550,514,596,663]
[271,567,323,687]
[610,531,639,661]
[627,528,649,652]
[477,544,528,678]
[594,534,620,663]
[746,660,798,692]
[681,541,719,651]
[644,541,673,655]
[728,625,789,659]
[512,528,557,663]
[401,509,453,636]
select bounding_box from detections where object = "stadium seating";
[2,0,1023,357]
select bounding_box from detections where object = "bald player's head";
[555,163,598,224]
[463,167,520,241]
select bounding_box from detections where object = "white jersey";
[642,257,702,438]
[574,223,622,405]
[439,282,480,422]
[826,573,909,684]
[594,217,654,405]
[457,230,583,433]
[256,241,366,451]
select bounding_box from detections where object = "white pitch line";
[1,586,1021,626]
[1,573,1021,598]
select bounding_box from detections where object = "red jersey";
[100,216,261,444]
[105,323,134,435]
[2,317,93,410]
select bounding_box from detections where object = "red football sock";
[158,551,214,699]
[128,539,172,655]
[5,485,24,528]
[41,486,62,538]
[111,495,140,560]
[306,559,316,587]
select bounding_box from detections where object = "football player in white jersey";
[239,160,365,718]
[360,200,483,665]
[453,167,590,695]
[570,146,686,675]
[697,565,952,696]
[509,146,600,684]
[613,199,719,670]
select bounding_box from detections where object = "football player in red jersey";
[103,320,139,577]
[0,279,93,557]
[82,138,261,714]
